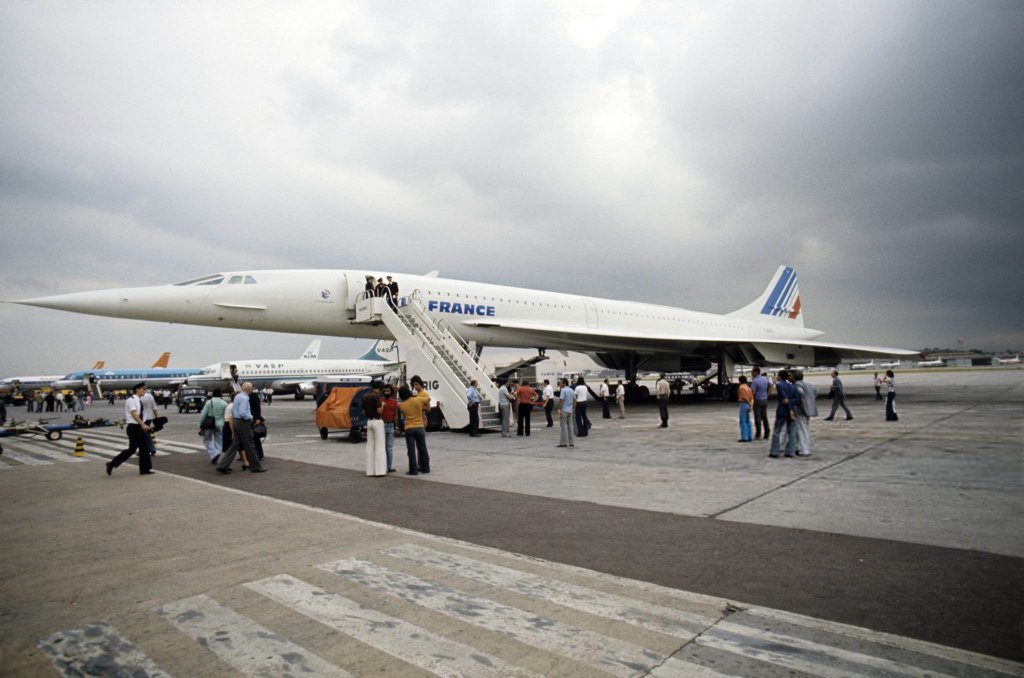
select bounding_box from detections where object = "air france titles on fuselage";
[427,299,496,317]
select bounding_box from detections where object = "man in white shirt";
[573,378,590,437]
[140,388,158,455]
[655,373,671,428]
[616,380,626,418]
[498,381,512,437]
[599,379,611,419]
[542,379,555,427]
[106,383,153,476]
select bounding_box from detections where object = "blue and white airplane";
[14,265,919,380]
[51,365,204,394]
[187,340,398,398]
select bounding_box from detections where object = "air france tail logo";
[428,299,496,317]
[761,267,802,319]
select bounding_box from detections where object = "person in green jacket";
[198,388,229,463]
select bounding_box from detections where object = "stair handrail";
[400,291,498,401]
[403,291,480,365]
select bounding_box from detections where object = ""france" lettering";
[428,299,496,317]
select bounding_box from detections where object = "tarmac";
[1,368,1021,676]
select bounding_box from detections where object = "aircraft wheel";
[46,430,62,441]
[319,427,328,440]
[294,390,305,401]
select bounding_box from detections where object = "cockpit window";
[174,274,225,286]
[228,275,243,284]
[244,275,257,284]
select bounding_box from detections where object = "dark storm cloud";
[1,1,1022,374]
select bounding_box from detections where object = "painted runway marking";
[743,607,1024,675]
[648,657,743,677]
[0,449,51,465]
[697,621,961,678]
[37,622,171,678]
[382,543,716,635]
[318,557,663,677]
[247,574,533,677]
[2,441,88,462]
[156,593,349,677]
[84,429,202,454]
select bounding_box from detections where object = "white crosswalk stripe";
[35,545,1024,678]
[0,448,52,465]
[0,440,86,462]
[318,557,664,677]
[37,622,171,678]
[82,428,202,454]
[247,574,536,677]
[157,593,351,677]
[382,543,717,636]
[695,621,960,678]
[0,427,206,468]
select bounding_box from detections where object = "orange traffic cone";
[73,435,86,457]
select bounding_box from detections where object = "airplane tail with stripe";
[358,340,399,362]
[151,352,171,368]
[727,265,804,327]
[300,339,322,360]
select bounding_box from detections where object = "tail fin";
[358,340,398,362]
[151,352,171,368]
[301,339,322,360]
[91,360,105,369]
[727,265,804,327]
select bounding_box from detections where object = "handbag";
[200,415,216,430]
[252,422,268,437]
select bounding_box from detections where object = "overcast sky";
[2,0,1022,375]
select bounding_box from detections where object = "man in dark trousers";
[106,383,154,476]
[249,382,265,461]
[387,275,399,311]
[217,382,265,474]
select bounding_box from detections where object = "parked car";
[176,387,207,413]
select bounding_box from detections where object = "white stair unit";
[352,292,500,430]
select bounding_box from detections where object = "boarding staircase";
[351,292,500,430]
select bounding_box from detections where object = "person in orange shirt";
[515,379,539,436]
[737,375,754,442]
[398,377,432,474]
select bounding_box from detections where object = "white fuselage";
[189,357,395,394]
[0,376,64,392]
[16,267,918,371]
[44,269,820,350]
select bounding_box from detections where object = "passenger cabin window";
[228,276,243,284]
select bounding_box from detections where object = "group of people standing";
[362,376,432,476]
[736,366,899,456]
[24,390,92,413]
[365,275,400,311]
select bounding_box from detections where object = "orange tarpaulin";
[315,386,365,431]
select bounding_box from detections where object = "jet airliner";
[14,266,919,380]
[188,340,398,398]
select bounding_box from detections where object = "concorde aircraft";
[13,266,919,381]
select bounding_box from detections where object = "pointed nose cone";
[14,284,203,323]
[13,288,137,318]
